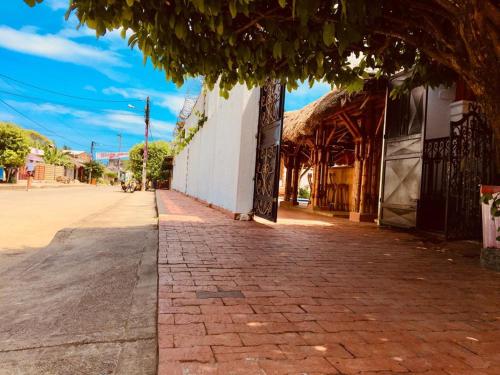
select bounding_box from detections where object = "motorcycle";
[121,180,137,193]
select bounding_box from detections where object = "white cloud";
[87,110,175,136]
[2,99,174,138]
[45,0,69,11]
[4,99,91,119]
[103,86,186,115]
[83,85,97,92]
[0,110,17,122]
[0,25,128,80]
[59,16,134,51]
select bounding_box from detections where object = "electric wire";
[0,89,143,114]
[0,73,144,103]
[0,97,89,148]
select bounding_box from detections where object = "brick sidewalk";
[157,190,500,375]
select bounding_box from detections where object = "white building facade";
[172,84,260,219]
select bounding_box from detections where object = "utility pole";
[141,97,150,191]
[89,140,95,184]
[117,133,122,180]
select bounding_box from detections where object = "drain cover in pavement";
[196,290,244,299]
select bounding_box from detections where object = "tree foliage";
[129,140,172,182]
[0,122,31,182]
[24,129,53,148]
[83,160,105,181]
[25,0,500,160]
[42,146,72,167]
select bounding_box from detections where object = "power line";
[0,97,89,148]
[0,89,141,114]
[0,73,144,103]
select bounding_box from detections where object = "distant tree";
[23,129,53,148]
[83,160,105,182]
[104,170,118,179]
[129,141,172,183]
[42,146,72,167]
[0,122,30,182]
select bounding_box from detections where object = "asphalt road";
[0,186,158,374]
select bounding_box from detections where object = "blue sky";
[0,0,330,156]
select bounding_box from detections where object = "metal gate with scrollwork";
[253,80,285,222]
[445,105,493,240]
[418,137,450,232]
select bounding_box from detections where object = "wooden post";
[352,141,363,213]
[359,138,371,214]
[312,129,321,208]
[370,137,381,214]
[316,148,322,207]
[284,155,293,202]
[321,150,329,208]
[291,155,300,205]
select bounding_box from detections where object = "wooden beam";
[339,112,362,140]
[375,108,385,136]
[325,124,338,146]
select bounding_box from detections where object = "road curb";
[155,189,168,216]
[0,184,93,191]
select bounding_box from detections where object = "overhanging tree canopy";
[25,0,500,158]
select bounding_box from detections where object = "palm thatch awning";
[282,77,389,143]
[283,89,364,142]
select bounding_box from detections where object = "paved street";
[157,190,500,375]
[0,187,158,374]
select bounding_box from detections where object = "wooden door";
[379,86,427,227]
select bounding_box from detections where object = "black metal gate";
[253,80,285,222]
[419,137,449,232]
[445,105,493,239]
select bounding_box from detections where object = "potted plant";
[480,185,500,270]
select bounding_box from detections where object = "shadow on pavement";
[0,224,158,375]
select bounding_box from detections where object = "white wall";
[172,84,260,216]
[425,84,456,139]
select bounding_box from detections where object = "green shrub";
[298,187,310,199]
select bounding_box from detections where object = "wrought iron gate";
[253,80,285,222]
[445,105,493,239]
[419,137,449,232]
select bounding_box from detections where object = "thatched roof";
[282,89,362,142]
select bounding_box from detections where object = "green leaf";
[482,193,493,204]
[216,17,224,35]
[316,51,324,68]
[345,76,364,93]
[126,0,134,7]
[323,22,335,47]
[192,0,205,13]
[229,0,237,18]
[175,22,186,39]
[273,42,282,59]
[278,0,287,8]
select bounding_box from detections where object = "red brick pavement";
[157,190,500,375]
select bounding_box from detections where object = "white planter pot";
[480,185,500,271]
[481,185,500,249]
